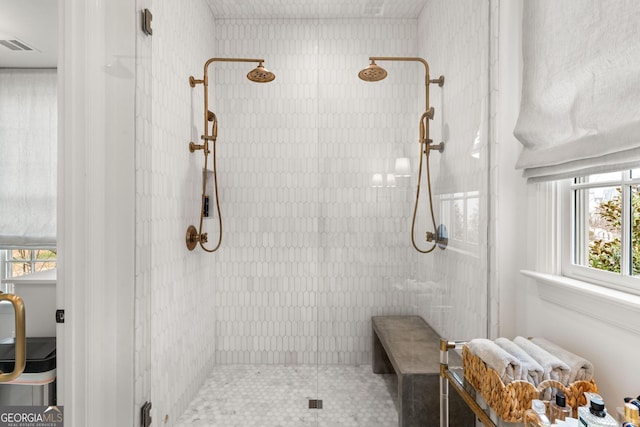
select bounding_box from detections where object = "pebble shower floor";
[175,365,398,427]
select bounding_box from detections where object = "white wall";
[493,0,528,339]
[58,0,136,425]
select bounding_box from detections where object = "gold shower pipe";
[189,58,268,141]
[367,57,445,112]
[186,57,275,252]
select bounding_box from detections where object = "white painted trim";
[492,0,527,339]
[520,270,640,335]
[559,177,640,295]
[58,0,136,425]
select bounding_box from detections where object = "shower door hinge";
[141,401,152,427]
[141,9,153,36]
[308,399,323,409]
[55,309,65,323]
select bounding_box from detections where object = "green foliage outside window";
[589,188,640,274]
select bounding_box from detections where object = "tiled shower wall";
[211,12,489,365]
[211,19,420,365]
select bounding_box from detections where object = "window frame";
[0,247,57,293]
[560,171,640,296]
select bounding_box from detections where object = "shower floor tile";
[175,365,398,427]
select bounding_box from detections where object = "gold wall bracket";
[425,107,435,120]
[189,142,206,152]
[427,142,445,153]
[189,76,204,87]
[430,75,445,87]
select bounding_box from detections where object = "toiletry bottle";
[626,398,640,412]
[577,396,617,427]
[550,391,572,423]
[531,399,551,426]
[624,402,640,425]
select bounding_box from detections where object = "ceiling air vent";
[0,39,35,51]
[363,0,385,16]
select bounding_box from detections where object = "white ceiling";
[0,0,58,68]
[206,0,428,19]
[0,0,426,68]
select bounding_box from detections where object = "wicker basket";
[462,346,598,422]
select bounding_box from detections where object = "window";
[0,248,56,293]
[440,191,480,252]
[563,169,640,293]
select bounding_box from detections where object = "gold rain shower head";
[358,60,388,82]
[247,62,276,83]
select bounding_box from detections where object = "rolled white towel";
[494,337,545,385]
[466,338,522,384]
[530,337,594,383]
[513,336,570,385]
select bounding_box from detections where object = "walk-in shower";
[359,56,447,253]
[186,58,275,252]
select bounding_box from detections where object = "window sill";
[520,270,640,335]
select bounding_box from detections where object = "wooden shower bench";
[372,315,474,427]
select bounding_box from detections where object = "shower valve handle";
[188,231,208,244]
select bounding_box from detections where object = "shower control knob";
[200,233,208,243]
[426,231,435,242]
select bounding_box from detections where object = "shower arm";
[368,57,444,111]
[190,58,266,143]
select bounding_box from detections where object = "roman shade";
[514,0,640,182]
[0,69,57,247]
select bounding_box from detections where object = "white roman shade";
[514,0,640,182]
[0,69,57,247]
